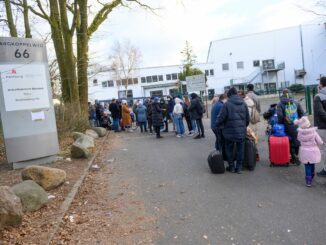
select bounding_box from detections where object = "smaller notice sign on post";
[186,74,206,92]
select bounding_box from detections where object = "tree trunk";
[4,0,18,37]
[48,0,70,104]
[58,0,80,113]
[77,0,89,115]
[22,0,32,38]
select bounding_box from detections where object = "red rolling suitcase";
[269,136,290,167]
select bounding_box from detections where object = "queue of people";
[89,76,326,187]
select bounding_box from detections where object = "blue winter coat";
[216,95,250,142]
[210,100,223,130]
[136,104,147,123]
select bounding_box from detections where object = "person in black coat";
[109,99,120,132]
[216,87,250,173]
[145,98,153,134]
[189,93,205,139]
[160,98,169,132]
[151,97,164,138]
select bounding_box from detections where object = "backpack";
[246,97,260,124]
[272,124,286,136]
[199,100,206,114]
[284,103,298,124]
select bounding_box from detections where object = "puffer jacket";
[136,104,147,123]
[151,102,163,126]
[297,127,323,164]
[216,95,249,142]
[189,96,203,120]
[314,87,326,129]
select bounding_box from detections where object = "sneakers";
[317,169,326,177]
[188,132,195,137]
[176,135,182,138]
[305,176,312,187]
[194,134,201,139]
[201,134,205,138]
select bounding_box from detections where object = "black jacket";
[151,102,163,126]
[109,103,120,119]
[314,88,326,129]
[216,95,249,142]
[189,96,203,120]
[277,96,304,140]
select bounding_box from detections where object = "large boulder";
[70,134,94,159]
[85,129,99,139]
[72,132,85,141]
[11,180,48,212]
[21,165,66,191]
[0,186,23,228]
[92,127,107,137]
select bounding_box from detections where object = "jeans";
[225,139,245,170]
[196,118,204,136]
[191,119,197,133]
[304,163,315,178]
[169,112,175,130]
[139,121,147,132]
[174,115,185,135]
[212,129,223,151]
[112,118,120,132]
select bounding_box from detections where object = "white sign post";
[186,74,206,92]
[0,37,59,169]
[186,74,208,118]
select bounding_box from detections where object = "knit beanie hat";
[294,116,311,129]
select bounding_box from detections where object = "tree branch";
[88,0,122,37]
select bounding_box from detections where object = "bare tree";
[109,40,142,98]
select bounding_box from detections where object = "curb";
[45,132,109,245]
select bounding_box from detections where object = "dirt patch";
[0,133,157,244]
[51,134,157,244]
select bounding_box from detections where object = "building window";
[210,69,214,76]
[108,80,114,87]
[253,60,260,67]
[102,81,108,87]
[133,78,138,84]
[166,74,171,80]
[152,75,158,82]
[116,80,121,86]
[158,75,163,81]
[205,70,209,76]
[146,76,152,83]
[122,79,127,86]
[237,61,244,69]
[128,78,132,85]
[222,63,229,71]
[93,79,98,86]
[118,90,133,99]
[141,77,146,83]
[171,73,178,80]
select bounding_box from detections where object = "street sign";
[186,74,206,92]
[0,37,59,169]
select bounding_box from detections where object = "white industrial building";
[88,22,326,102]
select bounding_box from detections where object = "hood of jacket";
[280,95,294,105]
[319,87,326,101]
[298,127,318,143]
[228,95,245,106]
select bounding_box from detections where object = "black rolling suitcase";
[243,138,257,171]
[207,150,225,174]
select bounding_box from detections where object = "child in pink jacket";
[295,117,324,187]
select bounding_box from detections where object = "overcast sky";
[89,0,323,68]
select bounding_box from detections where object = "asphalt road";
[110,119,326,245]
